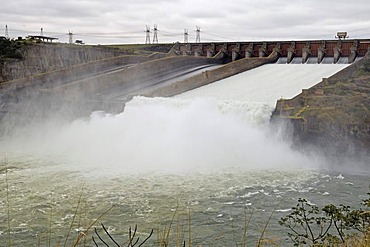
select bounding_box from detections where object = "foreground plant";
[279,192,370,246]
[92,223,153,247]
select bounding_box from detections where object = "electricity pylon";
[67,31,73,44]
[195,26,201,43]
[5,25,9,38]
[184,28,189,43]
[145,25,151,44]
[152,24,158,44]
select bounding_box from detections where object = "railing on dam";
[169,39,370,64]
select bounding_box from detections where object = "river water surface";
[0,63,369,246]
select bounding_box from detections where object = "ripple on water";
[0,158,368,246]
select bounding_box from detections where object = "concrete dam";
[0,38,369,123]
[169,39,369,63]
[1,37,370,246]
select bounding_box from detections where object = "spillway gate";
[170,39,370,64]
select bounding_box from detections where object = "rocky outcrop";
[271,52,370,157]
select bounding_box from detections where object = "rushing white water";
[3,62,369,246]
[2,64,349,176]
[176,64,349,105]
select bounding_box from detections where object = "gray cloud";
[1,0,369,44]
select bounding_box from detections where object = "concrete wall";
[143,52,279,97]
[0,54,160,92]
[56,56,222,98]
[0,43,173,91]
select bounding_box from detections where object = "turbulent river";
[0,63,369,246]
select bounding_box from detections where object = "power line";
[75,33,142,39]
[202,31,235,41]
[3,25,369,44]
[160,30,182,38]
[0,27,145,38]
[76,31,143,35]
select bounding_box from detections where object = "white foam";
[1,64,349,176]
[176,64,348,106]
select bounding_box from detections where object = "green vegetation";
[360,59,370,73]
[273,54,370,153]
[50,190,370,246]
[103,43,173,55]
[279,194,370,246]
[0,38,24,61]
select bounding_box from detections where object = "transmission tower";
[184,28,189,43]
[68,31,73,44]
[152,24,158,44]
[195,26,201,43]
[145,25,151,44]
[40,27,44,36]
[5,25,9,38]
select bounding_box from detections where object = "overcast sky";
[1,0,370,44]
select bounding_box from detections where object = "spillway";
[176,63,349,105]
[1,62,368,246]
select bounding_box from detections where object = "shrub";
[362,59,370,73]
[279,192,370,246]
[0,38,23,61]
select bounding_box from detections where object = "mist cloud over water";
[1,96,320,175]
[1,62,369,247]
[2,64,356,175]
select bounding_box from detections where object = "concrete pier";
[172,39,370,63]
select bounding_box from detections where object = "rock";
[271,51,370,159]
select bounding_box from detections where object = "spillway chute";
[276,56,352,64]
